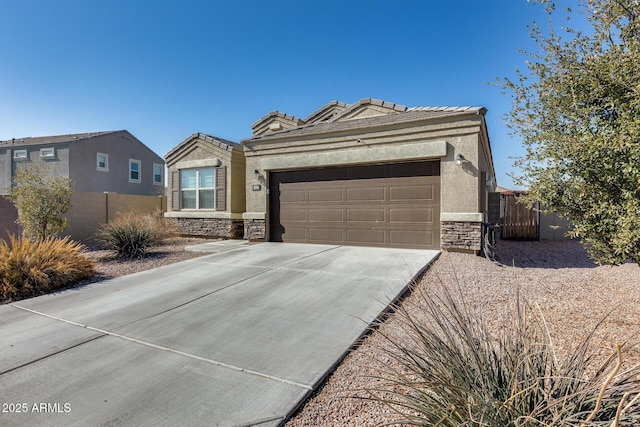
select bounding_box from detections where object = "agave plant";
[364,280,640,426]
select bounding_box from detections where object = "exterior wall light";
[455,153,465,166]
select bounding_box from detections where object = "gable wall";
[69,131,165,196]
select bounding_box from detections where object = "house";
[164,133,246,238]
[0,130,165,195]
[0,130,165,241]
[241,98,497,252]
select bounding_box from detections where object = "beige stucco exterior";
[165,133,245,215]
[164,133,246,238]
[242,110,496,238]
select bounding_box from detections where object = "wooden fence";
[501,194,540,240]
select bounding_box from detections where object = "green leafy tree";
[6,162,74,240]
[502,0,640,265]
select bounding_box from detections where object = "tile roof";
[165,132,240,159]
[0,131,120,147]
[303,101,350,123]
[243,104,487,143]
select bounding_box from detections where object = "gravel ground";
[285,239,640,426]
[80,237,212,285]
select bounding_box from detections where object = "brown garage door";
[269,161,440,249]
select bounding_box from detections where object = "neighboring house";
[164,133,246,238]
[0,130,165,196]
[241,98,497,252]
[0,130,166,241]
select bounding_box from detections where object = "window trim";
[153,163,164,186]
[97,152,109,172]
[40,147,55,159]
[129,159,141,183]
[180,168,216,210]
[13,149,27,160]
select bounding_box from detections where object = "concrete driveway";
[0,242,439,426]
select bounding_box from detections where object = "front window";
[40,147,55,158]
[13,149,27,160]
[97,153,109,171]
[181,168,215,209]
[153,163,164,185]
[129,159,141,183]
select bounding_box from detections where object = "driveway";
[0,242,439,426]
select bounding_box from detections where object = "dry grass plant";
[0,235,95,303]
[363,277,640,426]
[96,210,177,259]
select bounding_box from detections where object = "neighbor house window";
[153,163,164,185]
[40,147,55,158]
[13,149,27,160]
[97,153,109,171]
[180,168,215,209]
[129,159,141,183]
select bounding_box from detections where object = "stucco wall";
[243,114,489,226]
[70,131,165,196]
[165,137,245,214]
[65,191,167,242]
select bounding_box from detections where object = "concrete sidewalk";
[0,243,439,426]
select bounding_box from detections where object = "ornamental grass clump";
[365,282,640,426]
[97,211,176,259]
[0,235,95,303]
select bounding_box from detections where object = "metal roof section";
[329,98,408,122]
[408,106,484,113]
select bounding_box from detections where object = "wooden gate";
[501,193,539,240]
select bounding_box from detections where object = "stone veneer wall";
[441,221,482,252]
[244,219,266,241]
[175,218,244,239]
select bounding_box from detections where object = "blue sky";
[1,1,581,189]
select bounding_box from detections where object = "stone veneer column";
[440,221,482,252]
[244,219,266,241]
[174,218,244,239]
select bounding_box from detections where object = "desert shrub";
[365,283,640,426]
[97,211,177,259]
[0,235,95,303]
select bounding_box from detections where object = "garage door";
[269,161,440,249]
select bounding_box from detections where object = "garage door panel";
[389,208,434,223]
[282,228,307,241]
[347,209,385,222]
[347,229,386,244]
[308,228,343,242]
[346,187,385,202]
[270,161,440,249]
[390,230,435,246]
[280,209,307,221]
[389,185,434,201]
[308,209,343,222]
[308,189,344,202]
[280,189,306,203]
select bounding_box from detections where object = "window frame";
[40,147,55,159]
[180,168,216,210]
[97,152,109,172]
[153,163,164,186]
[129,159,141,183]
[13,149,27,160]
